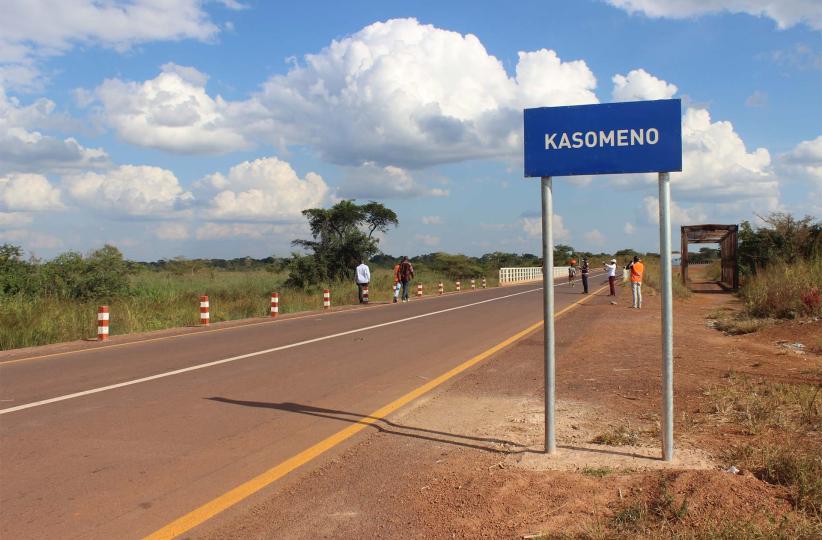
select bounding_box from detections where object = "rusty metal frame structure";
[680,224,739,290]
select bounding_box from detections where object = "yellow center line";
[144,286,606,540]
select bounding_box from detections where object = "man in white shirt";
[355,260,371,304]
[604,258,618,297]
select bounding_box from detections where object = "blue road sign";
[524,99,682,177]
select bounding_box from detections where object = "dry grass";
[705,373,822,517]
[741,258,822,320]
[591,425,640,446]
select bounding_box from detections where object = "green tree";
[739,213,822,274]
[0,244,32,296]
[287,200,398,287]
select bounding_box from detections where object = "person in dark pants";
[580,257,590,293]
[355,259,370,304]
[398,256,415,302]
[604,258,617,296]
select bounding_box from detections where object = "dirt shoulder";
[199,282,822,539]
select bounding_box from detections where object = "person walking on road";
[392,260,402,303]
[568,258,577,287]
[580,257,590,294]
[356,259,371,304]
[604,258,618,296]
[629,255,644,308]
[399,256,415,302]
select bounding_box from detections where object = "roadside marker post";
[97,306,109,341]
[456,280,461,292]
[417,284,423,297]
[438,282,444,295]
[199,296,210,326]
[323,289,331,310]
[270,293,279,318]
[482,277,487,288]
[471,279,476,290]
[525,99,682,461]
[363,285,369,304]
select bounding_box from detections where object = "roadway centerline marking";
[1,287,544,415]
[144,285,606,540]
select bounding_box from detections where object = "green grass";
[0,267,498,350]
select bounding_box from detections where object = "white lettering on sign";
[544,128,660,150]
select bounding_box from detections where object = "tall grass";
[639,257,691,299]
[741,258,822,319]
[0,267,498,350]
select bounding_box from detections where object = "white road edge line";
[2,272,608,416]
[2,286,544,415]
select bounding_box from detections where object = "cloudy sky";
[1,0,820,260]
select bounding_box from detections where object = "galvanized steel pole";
[658,172,674,461]
[541,176,556,454]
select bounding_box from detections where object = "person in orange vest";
[392,260,402,303]
[630,255,644,308]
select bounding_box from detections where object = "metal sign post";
[658,172,674,461]
[541,176,556,454]
[524,99,682,461]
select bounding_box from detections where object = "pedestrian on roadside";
[392,259,402,303]
[399,256,415,302]
[580,257,590,294]
[604,258,618,296]
[630,255,644,308]
[355,259,371,304]
[568,258,577,287]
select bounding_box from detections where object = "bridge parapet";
[499,266,570,285]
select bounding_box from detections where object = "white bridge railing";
[499,266,570,285]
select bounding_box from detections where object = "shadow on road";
[688,280,732,294]
[206,397,535,455]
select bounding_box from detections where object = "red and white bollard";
[200,295,210,325]
[417,283,423,297]
[270,292,279,318]
[97,306,109,341]
[482,277,487,288]
[438,282,444,295]
[471,279,476,290]
[456,280,461,292]
[363,285,369,303]
[323,289,331,310]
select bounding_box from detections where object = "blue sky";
[1,0,820,261]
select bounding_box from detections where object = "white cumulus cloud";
[521,214,570,242]
[63,165,192,217]
[338,162,449,199]
[624,222,636,235]
[605,0,822,31]
[643,195,708,226]
[612,68,678,102]
[421,215,443,225]
[0,172,62,211]
[251,18,598,168]
[94,64,249,154]
[584,229,606,246]
[0,0,221,90]
[0,86,108,173]
[414,234,441,247]
[198,157,329,222]
[152,222,190,241]
[609,70,778,207]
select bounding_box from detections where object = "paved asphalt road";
[0,274,606,539]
